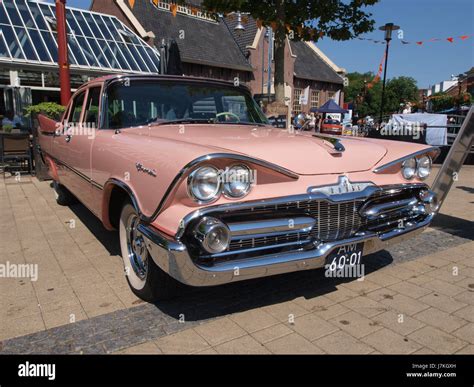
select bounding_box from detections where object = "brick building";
[91,0,346,113]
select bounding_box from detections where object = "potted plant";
[25,102,66,122]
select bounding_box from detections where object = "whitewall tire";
[119,202,183,302]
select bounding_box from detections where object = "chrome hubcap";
[126,215,148,280]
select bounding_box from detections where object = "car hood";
[131,125,387,175]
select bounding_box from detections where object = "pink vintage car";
[38,74,440,302]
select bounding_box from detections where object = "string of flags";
[357,35,472,45]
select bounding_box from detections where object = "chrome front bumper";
[138,214,434,287]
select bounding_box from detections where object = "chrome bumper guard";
[138,213,434,287]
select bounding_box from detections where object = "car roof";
[81,74,249,91]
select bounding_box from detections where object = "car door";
[53,89,87,200]
[53,86,102,213]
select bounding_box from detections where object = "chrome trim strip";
[141,213,434,287]
[373,147,441,174]
[105,178,142,216]
[360,197,418,220]
[228,217,315,239]
[45,152,104,191]
[209,239,311,259]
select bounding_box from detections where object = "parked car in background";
[321,118,343,135]
[38,74,441,302]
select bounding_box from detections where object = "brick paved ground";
[0,166,472,354]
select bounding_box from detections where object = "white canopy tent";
[391,113,448,146]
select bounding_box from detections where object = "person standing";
[308,112,316,131]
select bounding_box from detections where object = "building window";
[311,90,320,109]
[328,91,336,101]
[293,88,302,114]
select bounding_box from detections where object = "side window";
[84,87,101,128]
[67,91,86,124]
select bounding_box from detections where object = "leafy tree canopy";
[345,72,419,117]
[430,92,472,113]
[201,0,379,42]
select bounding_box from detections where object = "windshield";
[105,80,269,129]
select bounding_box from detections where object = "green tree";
[430,92,472,112]
[200,0,379,103]
[384,76,418,114]
[345,72,418,117]
[345,71,381,117]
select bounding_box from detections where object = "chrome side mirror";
[295,113,309,130]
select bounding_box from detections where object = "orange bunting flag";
[242,16,249,24]
[152,0,158,5]
[270,21,278,32]
[366,51,386,89]
[256,19,263,29]
[170,4,178,17]
[128,0,135,8]
[361,34,471,46]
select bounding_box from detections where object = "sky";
[49,0,473,89]
[315,0,474,89]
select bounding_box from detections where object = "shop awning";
[310,99,348,114]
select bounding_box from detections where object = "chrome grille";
[305,200,366,241]
[230,230,312,250]
[227,199,367,250]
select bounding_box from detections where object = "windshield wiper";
[147,118,213,126]
[145,117,267,127]
[218,122,267,127]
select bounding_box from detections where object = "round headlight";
[417,156,432,180]
[194,217,231,254]
[188,166,221,203]
[223,165,252,198]
[401,158,417,180]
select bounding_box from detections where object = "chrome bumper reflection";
[138,214,434,287]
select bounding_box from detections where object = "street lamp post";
[55,0,71,106]
[267,28,273,103]
[262,28,269,94]
[378,23,399,125]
